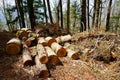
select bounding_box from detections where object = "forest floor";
[0,31,120,80]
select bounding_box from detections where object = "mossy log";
[37,44,48,64]
[6,38,21,54]
[51,42,67,57]
[35,55,49,78]
[45,46,60,65]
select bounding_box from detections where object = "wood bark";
[51,42,67,57]
[24,37,36,47]
[66,49,79,60]
[6,38,21,54]
[45,46,60,65]
[35,55,49,78]
[59,0,63,28]
[37,44,48,64]
[22,45,33,66]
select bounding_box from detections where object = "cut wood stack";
[6,38,21,54]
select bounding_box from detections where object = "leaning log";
[38,37,48,46]
[37,44,48,64]
[45,46,60,65]
[22,45,33,66]
[6,38,21,54]
[66,49,79,60]
[35,55,49,78]
[51,42,67,57]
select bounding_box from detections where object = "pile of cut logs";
[5,28,79,78]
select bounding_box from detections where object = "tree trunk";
[27,0,36,29]
[45,46,60,65]
[35,55,49,78]
[60,0,63,28]
[87,0,90,29]
[67,0,70,33]
[106,0,113,31]
[92,0,96,28]
[46,0,53,23]
[22,45,33,66]
[43,0,48,23]
[51,42,67,57]
[37,44,48,64]
[15,0,25,28]
[6,38,21,55]
[93,0,100,28]
[81,0,86,32]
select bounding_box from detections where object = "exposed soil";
[0,31,120,80]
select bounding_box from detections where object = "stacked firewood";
[5,28,79,78]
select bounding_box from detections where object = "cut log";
[16,30,28,39]
[45,46,60,65]
[45,37,57,46]
[35,55,49,78]
[51,42,67,57]
[29,46,37,57]
[37,44,48,64]
[22,45,33,66]
[56,34,72,43]
[38,37,48,46]
[66,49,79,60]
[24,37,35,47]
[6,38,21,54]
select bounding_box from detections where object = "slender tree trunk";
[27,0,36,29]
[99,0,102,27]
[81,0,86,32]
[59,0,63,28]
[92,0,96,28]
[56,6,59,23]
[67,0,70,33]
[87,0,90,29]
[92,0,100,28]
[46,0,53,23]
[15,0,25,28]
[106,0,113,31]
[43,0,48,23]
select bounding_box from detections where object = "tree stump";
[6,38,21,54]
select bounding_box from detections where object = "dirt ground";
[0,31,120,80]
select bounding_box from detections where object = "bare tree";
[59,0,63,28]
